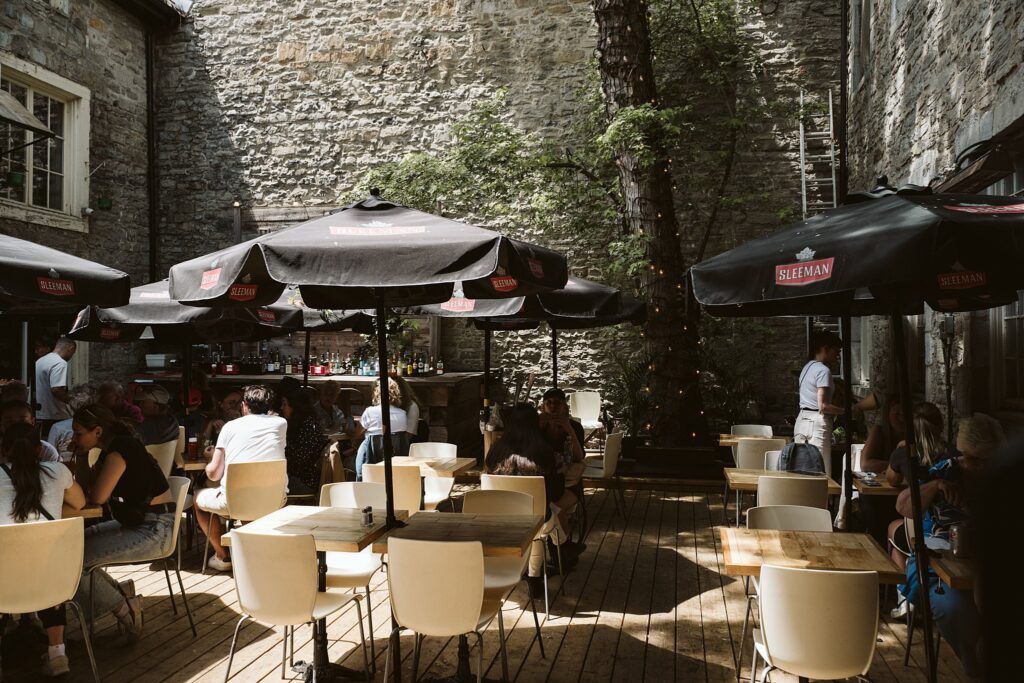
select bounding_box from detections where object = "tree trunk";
[593,0,706,445]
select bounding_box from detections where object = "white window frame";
[0,51,90,232]
[850,0,873,93]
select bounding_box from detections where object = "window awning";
[0,88,52,137]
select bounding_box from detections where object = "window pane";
[49,138,63,172]
[48,172,63,210]
[33,95,48,133]
[49,99,64,137]
[31,169,47,207]
[9,82,27,105]
[33,138,49,171]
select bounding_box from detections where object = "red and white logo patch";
[36,276,75,296]
[528,258,545,279]
[775,257,835,286]
[200,268,222,290]
[943,203,1024,214]
[937,271,987,290]
[228,284,258,302]
[256,309,276,323]
[329,225,426,236]
[99,327,122,340]
[490,276,518,292]
[440,297,476,312]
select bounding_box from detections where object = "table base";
[293,660,366,682]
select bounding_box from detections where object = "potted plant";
[606,353,652,458]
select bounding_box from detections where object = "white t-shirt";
[215,413,287,487]
[799,360,833,410]
[38,440,61,462]
[47,418,75,461]
[359,405,408,434]
[0,461,73,524]
[405,402,420,435]
[35,352,70,420]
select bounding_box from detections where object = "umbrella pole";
[840,315,854,527]
[182,342,192,448]
[302,330,311,387]
[375,305,399,528]
[551,327,558,388]
[891,312,938,683]
[483,328,491,413]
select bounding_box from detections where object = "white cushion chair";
[756,475,829,509]
[224,529,369,682]
[481,473,563,620]
[569,391,604,448]
[87,475,197,638]
[409,442,458,460]
[583,431,626,523]
[762,450,782,471]
[408,443,458,511]
[146,439,179,478]
[728,438,787,525]
[384,537,506,683]
[729,424,773,459]
[202,459,288,574]
[751,565,878,682]
[463,489,545,655]
[0,517,100,683]
[319,481,387,670]
[362,461,423,517]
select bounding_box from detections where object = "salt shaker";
[361,506,373,526]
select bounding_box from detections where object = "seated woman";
[71,404,175,643]
[353,378,408,480]
[0,422,86,678]
[859,393,903,474]
[895,413,1003,678]
[395,375,425,443]
[281,388,328,495]
[485,404,583,581]
[47,384,98,463]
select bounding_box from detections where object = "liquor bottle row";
[207,349,444,377]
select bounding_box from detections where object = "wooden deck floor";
[7,486,970,682]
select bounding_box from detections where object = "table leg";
[293,551,365,682]
[455,635,472,681]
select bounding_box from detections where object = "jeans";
[794,409,833,478]
[74,512,175,620]
[904,555,981,676]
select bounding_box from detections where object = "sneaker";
[117,595,144,645]
[890,598,913,619]
[40,653,70,677]
[119,579,136,599]
[207,554,232,572]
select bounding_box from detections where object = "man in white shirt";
[35,337,76,440]
[1,400,61,462]
[195,384,287,571]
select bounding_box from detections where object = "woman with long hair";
[886,402,948,488]
[353,378,408,480]
[1,422,86,677]
[71,404,174,644]
[859,393,904,473]
[394,374,425,441]
[281,388,328,494]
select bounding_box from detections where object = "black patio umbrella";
[690,186,1024,683]
[0,233,131,312]
[168,193,568,526]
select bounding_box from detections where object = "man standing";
[194,384,287,572]
[35,337,76,441]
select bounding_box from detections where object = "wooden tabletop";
[719,527,903,583]
[724,468,841,495]
[371,512,544,557]
[719,434,792,448]
[853,477,902,496]
[64,504,103,519]
[931,552,974,590]
[181,459,209,472]
[406,456,477,477]
[221,505,402,553]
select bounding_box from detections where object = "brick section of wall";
[1,0,151,383]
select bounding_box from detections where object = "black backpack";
[778,439,826,476]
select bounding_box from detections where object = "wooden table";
[222,505,401,681]
[719,527,903,584]
[373,511,543,682]
[181,459,209,472]
[407,456,477,477]
[723,467,840,526]
[718,434,792,448]
[65,504,103,519]
[931,552,974,590]
[853,477,902,496]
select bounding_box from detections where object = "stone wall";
[847,0,1024,419]
[1,0,153,383]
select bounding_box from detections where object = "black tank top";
[101,434,170,526]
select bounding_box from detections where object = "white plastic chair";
[756,475,829,509]
[731,424,774,437]
[87,447,101,468]
[583,432,626,522]
[408,442,458,460]
[146,439,179,478]
[384,538,506,683]
[362,461,423,517]
[751,565,878,682]
[569,391,604,446]
[0,517,100,683]
[729,438,787,525]
[463,489,545,653]
[836,443,866,530]
[762,450,781,471]
[202,459,288,574]
[736,504,836,680]
[320,481,387,670]
[224,529,369,682]
[423,476,456,511]
[88,475,197,637]
[481,473,562,620]
[175,424,186,468]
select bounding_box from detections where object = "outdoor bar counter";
[134,371,486,459]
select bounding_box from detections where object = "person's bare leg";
[556,489,578,534]
[888,518,907,570]
[196,508,228,560]
[45,625,64,647]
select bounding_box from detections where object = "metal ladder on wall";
[798,90,839,218]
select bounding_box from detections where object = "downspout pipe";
[145,30,159,282]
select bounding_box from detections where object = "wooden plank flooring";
[4,486,969,682]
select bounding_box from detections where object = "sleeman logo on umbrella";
[37,267,75,296]
[775,247,835,287]
[329,220,425,236]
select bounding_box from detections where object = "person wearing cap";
[896,412,1005,678]
[135,385,180,446]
